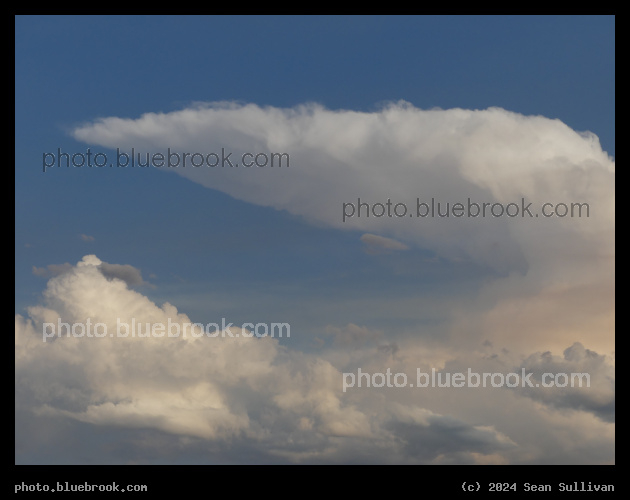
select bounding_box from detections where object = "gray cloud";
[516,343,615,422]
[360,233,409,255]
[98,262,147,287]
[32,257,147,288]
[324,323,383,348]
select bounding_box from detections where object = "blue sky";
[15,14,615,322]
[15,15,614,465]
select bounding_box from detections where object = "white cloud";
[71,102,614,356]
[15,255,614,463]
[19,101,614,463]
[72,101,614,280]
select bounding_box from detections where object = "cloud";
[59,102,615,463]
[32,256,147,288]
[15,256,381,455]
[360,233,409,255]
[516,343,615,422]
[324,323,383,347]
[71,102,614,356]
[16,255,614,464]
[79,234,95,242]
[386,405,516,461]
[72,101,614,279]
[18,101,615,464]
[98,261,147,287]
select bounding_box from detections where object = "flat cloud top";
[72,101,614,278]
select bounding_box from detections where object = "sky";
[15,15,614,465]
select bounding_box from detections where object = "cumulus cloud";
[15,255,614,464]
[516,343,615,422]
[18,102,615,463]
[17,256,362,445]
